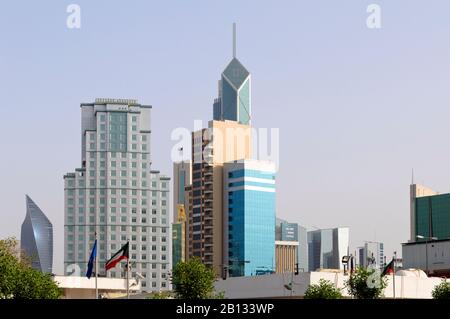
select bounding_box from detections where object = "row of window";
[88,143,147,151]
[67,198,167,206]
[67,234,168,243]
[66,230,168,241]
[91,133,147,142]
[67,179,167,189]
[67,253,168,262]
[67,207,166,216]
[66,216,168,224]
[67,189,167,197]
[85,152,148,160]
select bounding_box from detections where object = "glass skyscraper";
[213,58,251,125]
[307,227,349,271]
[223,160,276,277]
[21,195,53,273]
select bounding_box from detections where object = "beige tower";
[188,120,252,275]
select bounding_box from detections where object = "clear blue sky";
[2,0,450,274]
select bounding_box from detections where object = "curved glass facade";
[21,195,53,273]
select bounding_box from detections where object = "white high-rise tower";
[64,98,171,292]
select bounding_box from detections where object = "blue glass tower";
[21,195,53,273]
[223,160,276,277]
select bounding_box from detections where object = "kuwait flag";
[382,257,395,276]
[105,242,129,271]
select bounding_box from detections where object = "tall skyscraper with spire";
[213,23,251,125]
[185,25,275,278]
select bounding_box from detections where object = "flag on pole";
[86,239,97,279]
[105,242,129,271]
[382,257,395,276]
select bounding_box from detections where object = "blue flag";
[86,239,97,279]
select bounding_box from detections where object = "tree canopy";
[304,279,343,299]
[432,280,450,299]
[345,267,387,299]
[0,237,61,299]
[171,258,217,299]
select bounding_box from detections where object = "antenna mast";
[233,22,236,58]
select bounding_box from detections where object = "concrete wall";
[214,271,447,299]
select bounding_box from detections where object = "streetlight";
[416,235,438,275]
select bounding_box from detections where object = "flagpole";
[95,234,98,299]
[392,252,396,299]
[126,240,130,299]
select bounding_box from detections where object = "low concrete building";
[215,270,447,299]
[402,239,450,277]
[54,276,141,299]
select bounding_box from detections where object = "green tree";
[171,257,216,299]
[345,267,387,299]
[432,280,450,299]
[304,279,343,299]
[0,237,61,299]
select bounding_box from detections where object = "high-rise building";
[172,204,186,268]
[213,23,251,126]
[21,195,53,273]
[307,227,349,271]
[63,98,171,292]
[409,183,450,242]
[173,161,191,222]
[275,218,309,273]
[223,159,276,277]
[402,183,450,276]
[213,58,251,125]
[188,120,252,274]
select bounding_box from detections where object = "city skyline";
[3,1,450,274]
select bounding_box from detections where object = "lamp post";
[416,235,438,275]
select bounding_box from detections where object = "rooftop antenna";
[411,168,414,185]
[233,22,236,58]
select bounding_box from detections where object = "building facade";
[223,160,276,277]
[188,120,253,275]
[213,58,251,125]
[21,195,53,273]
[410,184,450,242]
[275,241,298,273]
[275,218,309,273]
[307,227,349,271]
[173,161,191,222]
[63,98,171,292]
[356,242,385,271]
[172,204,186,268]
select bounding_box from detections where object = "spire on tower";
[233,22,236,58]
